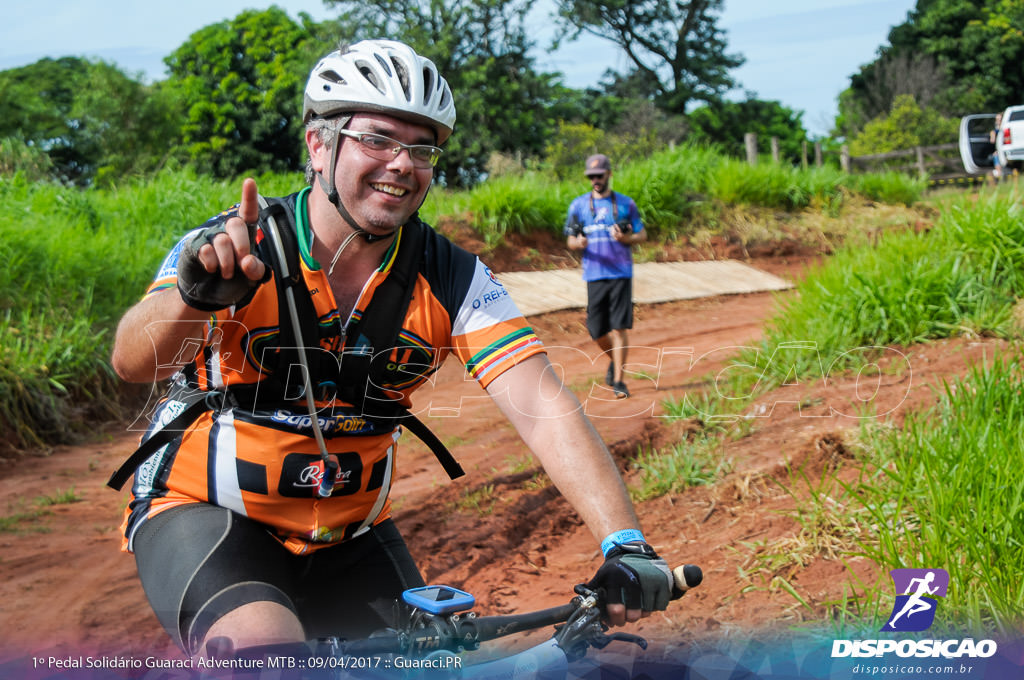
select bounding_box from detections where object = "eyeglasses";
[587,173,608,181]
[338,130,443,168]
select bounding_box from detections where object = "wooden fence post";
[840,145,850,173]
[814,142,823,167]
[745,132,758,165]
[915,147,926,176]
[770,136,779,164]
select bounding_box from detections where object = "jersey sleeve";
[143,229,201,299]
[449,261,546,388]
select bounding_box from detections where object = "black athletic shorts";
[132,504,424,655]
[586,277,634,339]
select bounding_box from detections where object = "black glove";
[586,541,673,611]
[177,220,267,311]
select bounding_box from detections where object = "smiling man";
[109,40,673,659]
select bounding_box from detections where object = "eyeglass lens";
[342,131,441,168]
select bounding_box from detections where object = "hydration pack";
[108,195,463,492]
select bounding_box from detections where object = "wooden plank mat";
[497,260,793,317]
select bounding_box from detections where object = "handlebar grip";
[671,564,703,600]
[467,602,577,642]
[343,632,404,655]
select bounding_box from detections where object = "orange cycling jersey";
[122,188,545,554]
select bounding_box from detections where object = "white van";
[959,105,1024,174]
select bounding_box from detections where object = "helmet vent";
[421,67,434,106]
[392,58,411,102]
[319,69,346,85]
[357,64,385,94]
[373,53,393,76]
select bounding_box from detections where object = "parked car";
[959,105,1024,174]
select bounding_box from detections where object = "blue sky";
[0,0,916,136]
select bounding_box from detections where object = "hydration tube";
[257,196,338,498]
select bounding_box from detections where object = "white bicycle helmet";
[304,39,456,143]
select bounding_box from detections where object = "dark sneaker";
[612,381,630,399]
[605,361,615,386]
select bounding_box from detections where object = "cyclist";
[110,39,673,657]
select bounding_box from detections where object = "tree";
[0,57,97,183]
[689,97,807,162]
[543,100,687,179]
[322,0,566,186]
[0,57,176,184]
[72,62,180,185]
[164,7,323,177]
[551,0,744,113]
[848,94,959,156]
[837,0,1024,139]
[835,51,948,139]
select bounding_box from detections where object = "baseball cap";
[584,154,611,177]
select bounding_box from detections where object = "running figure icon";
[882,568,949,632]
[887,572,938,628]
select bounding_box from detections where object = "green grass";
[851,357,1024,635]
[630,438,731,502]
[422,144,926,243]
[36,486,82,506]
[451,483,499,516]
[767,357,1024,636]
[0,486,81,532]
[0,167,300,450]
[646,187,1024,633]
[743,190,1024,386]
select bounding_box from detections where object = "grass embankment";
[648,189,1024,634]
[423,145,924,246]
[0,169,301,453]
[0,147,924,455]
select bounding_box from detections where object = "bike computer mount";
[401,585,476,615]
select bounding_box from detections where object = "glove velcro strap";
[601,528,646,557]
[177,281,231,311]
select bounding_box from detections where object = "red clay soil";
[0,238,1006,666]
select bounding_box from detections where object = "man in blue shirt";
[565,154,647,399]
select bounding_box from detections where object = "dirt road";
[0,257,1003,668]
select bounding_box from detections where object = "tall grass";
[0,168,303,451]
[743,191,1023,387]
[424,144,925,243]
[801,357,1024,635]
[683,188,1024,634]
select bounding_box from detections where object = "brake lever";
[589,631,648,651]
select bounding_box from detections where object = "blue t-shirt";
[563,191,643,282]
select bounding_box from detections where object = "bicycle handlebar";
[342,602,579,656]
[341,563,703,657]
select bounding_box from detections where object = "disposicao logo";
[881,568,949,632]
[831,567,998,659]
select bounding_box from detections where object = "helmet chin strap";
[317,130,399,244]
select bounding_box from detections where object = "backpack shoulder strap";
[340,217,464,479]
[256,195,335,402]
[341,217,426,410]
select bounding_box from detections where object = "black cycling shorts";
[586,278,634,339]
[132,503,424,655]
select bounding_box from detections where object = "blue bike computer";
[401,585,475,614]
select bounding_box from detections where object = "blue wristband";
[601,529,646,557]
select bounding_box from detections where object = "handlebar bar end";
[671,564,703,599]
